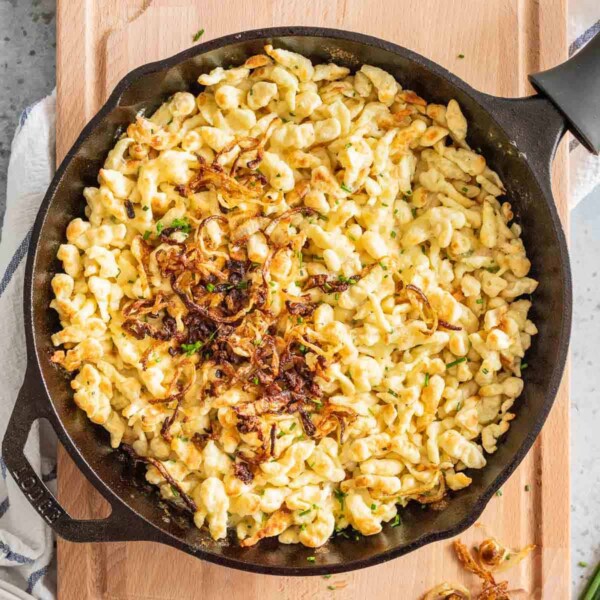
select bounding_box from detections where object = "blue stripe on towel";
[0,498,9,519]
[569,20,600,56]
[0,541,34,564]
[26,565,49,595]
[0,229,32,300]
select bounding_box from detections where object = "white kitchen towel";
[0,11,599,600]
[0,92,56,600]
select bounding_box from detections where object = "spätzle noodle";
[50,46,537,548]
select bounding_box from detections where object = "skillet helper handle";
[529,30,600,154]
[2,371,151,543]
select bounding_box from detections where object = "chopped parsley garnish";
[458,53,465,59]
[446,357,467,369]
[387,389,399,398]
[143,230,151,240]
[521,363,529,370]
[495,489,503,497]
[333,488,347,510]
[156,222,164,234]
[192,28,205,42]
[390,514,401,527]
[306,556,316,563]
[323,574,332,579]
[370,503,376,511]
[327,585,336,591]
[390,230,397,238]
[334,292,340,301]
[181,341,203,356]
[142,205,149,211]
[424,373,430,387]
[252,376,259,385]
[206,283,215,292]
[170,217,191,233]
[482,368,489,374]
[578,561,588,567]
[525,484,530,492]
[340,183,352,193]
[476,298,484,304]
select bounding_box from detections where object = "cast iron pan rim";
[23,26,572,575]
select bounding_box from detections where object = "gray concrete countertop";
[0,0,598,596]
[0,0,55,235]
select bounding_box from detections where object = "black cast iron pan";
[3,27,599,575]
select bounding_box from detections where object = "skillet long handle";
[529,30,600,154]
[2,370,152,543]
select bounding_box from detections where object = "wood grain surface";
[55,1,569,598]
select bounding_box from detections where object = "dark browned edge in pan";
[4,26,572,576]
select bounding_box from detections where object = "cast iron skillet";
[3,27,599,575]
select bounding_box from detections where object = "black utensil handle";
[2,370,151,543]
[529,30,600,154]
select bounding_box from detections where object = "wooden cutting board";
[55,1,569,598]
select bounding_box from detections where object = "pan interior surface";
[29,31,569,573]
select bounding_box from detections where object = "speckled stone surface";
[0,0,55,236]
[571,192,600,594]
[0,0,598,595]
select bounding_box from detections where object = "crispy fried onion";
[425,536,535,600]
[304,273,360,293]
[183,154,266,198]
[285,297,318,317]
[263,206,316,238]
[233,460,254,484]
[453,541,511,600]
[121,445,197,513]
[422,582,471,600]
[477,537,536,573]
[411,472,446,505]
[405,283,438,335]
[120,197,351,467]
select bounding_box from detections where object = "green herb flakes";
[446,357,467,369]
[181,341,203,356]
